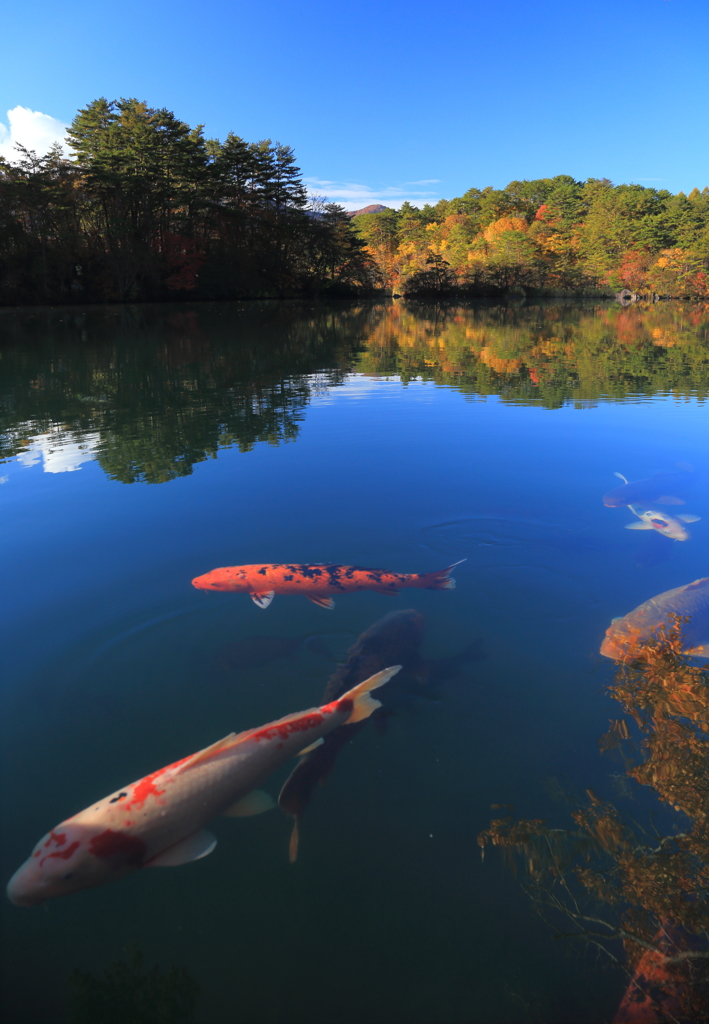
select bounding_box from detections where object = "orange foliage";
[483,217,528,242]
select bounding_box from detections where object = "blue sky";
[2,0,707,208]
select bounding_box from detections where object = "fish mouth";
[6,875,45,907]
[600,636,624,660]
[191,576,214,590]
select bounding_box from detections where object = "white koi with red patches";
[7,667,400,906]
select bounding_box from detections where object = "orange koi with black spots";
[191,560,464,609]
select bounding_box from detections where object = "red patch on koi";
[89,829,147,866]
[40,841,80,868]
[252,712,324,742]
[125,771,168,810]
[323,699,352,715]
[43,830,66,848]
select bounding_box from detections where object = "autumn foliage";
[352,176,709,299]
[478,619,709,1019]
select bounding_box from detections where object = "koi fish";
[625,505,700,542]
[191,561,464,610]
[6,666,400,906]
[600,577,709,661]
[603,467,695,508]
[279,609,484,860]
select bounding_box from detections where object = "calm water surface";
[1,301,708,1023]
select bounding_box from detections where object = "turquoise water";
[1,301,708,1023]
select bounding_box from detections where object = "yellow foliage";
[651,328,676,347]
[483,217,528,242]
[479,347,523,373]
[654,248,686,271]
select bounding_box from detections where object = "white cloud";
[0,475,8,484]
[16,427,100,473]
[406,179,441,185]
[305,177,442,211]
[0,106,69,163]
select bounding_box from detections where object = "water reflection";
[0,303,372,483]
[479,623,709,1022]
[2,301,709,487]
[358,302,709,407]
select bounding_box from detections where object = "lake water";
[1,300,708,1023]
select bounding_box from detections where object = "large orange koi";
[191,560,464,609]
[600,577,709,661]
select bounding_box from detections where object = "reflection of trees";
[0,303,375,483]
[478,621,709,1021]
[356,302,709,409]
[3,301,708,483]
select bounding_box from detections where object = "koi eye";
[61,873,74,881]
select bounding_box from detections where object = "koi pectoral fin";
[678,514,701,523]
[296,737,324,757]
[250,591,275,609]
[289,819,300,863]
[626,522,654,530]
[222,790,276,817]
[307,594,335,610]
[655,495,685,505]
[147,829,217,867]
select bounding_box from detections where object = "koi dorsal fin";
[175,733,240,773]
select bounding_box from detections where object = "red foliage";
[619,249,652,292]
[162,233,206,291]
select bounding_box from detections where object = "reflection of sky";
[14,427,100,474]
[311,373,405,405]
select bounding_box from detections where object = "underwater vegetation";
[478,619,709,1022]
[68,946,199,1024]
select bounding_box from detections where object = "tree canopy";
[0,98,376,305]
[352,175,709,299]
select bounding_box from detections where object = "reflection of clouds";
[311,373,403,405]
[15,427,100,473]
[0,475,7,484]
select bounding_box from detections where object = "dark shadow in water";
[279,609,485,861]
[69,946,199,1024]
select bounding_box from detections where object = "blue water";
[1,301,708,1022]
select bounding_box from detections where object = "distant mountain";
[346,204,389,218]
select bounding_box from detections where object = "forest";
[352,176,709,299]
[0,98,376,305]
[2,99,708,305]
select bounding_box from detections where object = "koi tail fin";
[338,665,401,725]
[420,559,466,590]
